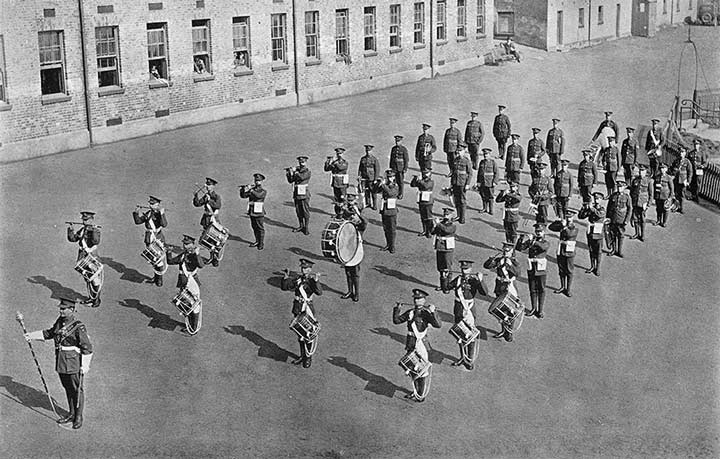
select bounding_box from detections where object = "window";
[390,5,402,48]
[336,9,350,56]
[232,17,251,69]
[437,1,447,40]
[476,0,485,35]
[496,12,515,35]
[147,23,168,80]
[95,27,120,87]
[363,7,376,52]
[676,0,680,12]
[414,2,425,44]
[192,20,211,74]
[39,31,66,95]
[271,14,287,64]
[457,0,467,38]
[663,0,667,14]
[0,35,7,102]
[305,11,320,59]
[597,5,604,24]
[578,8,585,28]
[689,0,693,10]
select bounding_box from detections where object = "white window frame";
[390,4,402,48]
[147,23,169,80]
[232,17,251,70]
[413,3,425,44]
[305,11,320,60]
[39,30,66,95]
[597,5,604,25]
[95,26,121,88]
[457,0,467,38]
[476,0,485,35]
[192,19,212,74]
[271,14,287,64]
[337,9,350,56]
[437,1,447,41]
[578,8,585,28]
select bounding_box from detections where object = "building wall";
[494,0,549,49]
[0,0,495,162]
[655,0,698,26]
[547,0,633,50]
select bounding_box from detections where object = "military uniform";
[493,106,512,160]
[449,261,488,370]
[653,166,674,227]
[450,146,473,224]
[645,121,664,177]
[410,170,435,237]
[393,289,441,402]
[578,154,598,203]
[372,171,400,253]
[340,189,366,302]
[431,209,457,292]
[443,119,463,171]
[476,149,499,214]
[358,146,381,209]
[517,226,550,319]
[496,186,522,243]
[286,157,312,235]
[553,162,574,220]
[464,113,485,168]
[606,183,632,257]
[578,196,605,275]
[546,120,564,176]
[167,235,205,335]
[688,141,708,201]
[673,155,693,213]
[592,116,619,144]
[133,196,168,286]
[527,129,546,173]
[629,169,653,241]
[555,216,578,297]
[324,148,350,203]
[239,174,267,250]
[415,124,437,172]
[390,137,410,199]
[620,130,639,181]
[483,245,520,341]
[504,137,525,184]
[599,143,620,196]
[281,259,323,368]
[193,177,223,265]
[529,165,553,224]
[67,212,102,307]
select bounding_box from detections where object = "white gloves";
[81,353,93,375]
[24,330,44,341]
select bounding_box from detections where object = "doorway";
[557,10,564,45]
[616,3,621,37]
[631,0,650,36]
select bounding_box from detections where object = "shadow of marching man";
[327,356,411,398]
[0,374,69,420]
[118,299,184,332]
[224,325,298,363]
[27,275,85,302]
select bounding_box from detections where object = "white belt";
[506,207,519,212]
[60,345,80,353]
[332,174,349,185]
[527,257,547,271]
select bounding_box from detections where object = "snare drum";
[398,350,431,379]
[172,288,201,316]
[141,240,166,266]
[289,313,320,341]
[488,292,524,331]
[449,320,480,345]
[321,219,360,264]
[199,222,229,252]
[74,254,103,283]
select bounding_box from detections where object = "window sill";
[193,74,215,82]
[476,33,486,39]
[389,47,402,54]
[457,36,468,42]
[0,102,11,111]
[98,86,125,97]
[149,80,173,89]
[413,43,426,49]
[436,40,448,46]
[305,59,321,66]
[41,93,72,105]
[233,69,254,76]
[271,64,289,72]
[363,51,378,58]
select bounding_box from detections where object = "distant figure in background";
[390,135,410,200]
[238,173,267,250]
[415,123,436,173]
[493,105,511,160]
[645,118,664,178]
[672,148,693,214]
[546,118,565,176]
[620,127,639,182]
[688,138,707,202]
[464,111,485,169]
[443,117,463,172]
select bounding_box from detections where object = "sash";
[409,312,428,362]
[527,257,547,271]
[455,279,475,321]
[55,320,82,349]
[298,284,316,322]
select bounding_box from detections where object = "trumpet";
[443,270,481,276]
[237,184,251,189]
[284,166,296,172]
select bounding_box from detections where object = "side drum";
[488,292,524,331]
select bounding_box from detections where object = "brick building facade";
[0,1,495,162]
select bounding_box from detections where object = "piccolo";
[443,270,481,275]
[237,184,251,188]
[136,205,168,211]
[66,221,102,228]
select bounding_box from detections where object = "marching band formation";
[21,107,711,428]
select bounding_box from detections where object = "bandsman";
[192,177,222,266]
[67,211,102,307]
[553,159,574,220]
[339,187,366,302]
[673,147,693,214]
[415,123,437,172]
[372,169,400,253]
[546,118,565,176]
[281,259,323,368]
[496,181,523,243]
[688,138,707,202]
[554,210,578,297]
[629,165,653,242]
[528,161,553,224]
[443,117,463,171]
[409,167,435,238]
[167,235,205,335]
[505,134,525,185]
[493,105,512,160]
[578,192,606,276]
[598,136,621,196]
[645,118,664,177]
[450,141,473,224]
[23,297,94,429]
[476,148,499,214]
[592,111,619,145]
[431,208,457,293]
[606,181,632,258]
[393,289,441,402]
[653,163,674,228]
[527,127,546,173]
[133,196,168,287]
[517,223,550,319]
[358,144,381,209]
[239,173,267,250]
[620,127,639,182]
[483,242,520,342]
[449,260,487,370]
[464,111,485,169]
[286,156,312,235]
[390,135,410,200]
[324,147,350,204]
[578,148,599,204]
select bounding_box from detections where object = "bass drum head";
[345,242,364,267]
[336,221,359,264]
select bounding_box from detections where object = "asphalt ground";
[1,26,719,458]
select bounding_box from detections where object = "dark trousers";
[587,236,602,273]
[452,186,467,223]
[604,170,617,196]
[674,181,686,211]
[394,171,406,199]
[418,157,432,174]
[555,197,569,220]
[506,170,521,185]
[655,199,668,226]
[503,220,518,243]
[360,179,378,209]
[344,265,360,299]
[609,223,625,255]
[294,199,310,233]
[632,206,646,239]
[496,138,508,159]
[528,273,547,315]
[557,255,575,291]
[419,204,433,235]
[382,214,397,251]
[332,186,347,203]
[649,157,658,178]
[480,187,494,213]
[690,172,703,200]
[445,153,455,172]
[535,204,549,223]
[250,216,265,246]
[579,186,593,203]
[468,143,480,169]
[59,372,83,420]
[623,164,633,182]
[548,154,560,176]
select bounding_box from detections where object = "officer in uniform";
[599,136,621,196]
[167,235,205,335]
[476,148,499,214]
[645,118,664,177]
[390,135,410,200]
[554,210,578,297]
[620,127,639,182]
[553,159,574,220]
[192,177,223,266]
[529,161,553,224]
[410,167,435,237]
[606,181,632,258]
[372,169,400,253]
[505,133,525,185]
[592,111,619,144]
[133,196,168,286]
[67,211,102,307]
[546,118,564,176]
[493,105,512,160]
[527,128,546,174]
[496,181,523,243]
[517,223,550,319]
[339,187,366,302]
[393,289,441,402]
[324,147,350,204]
[239,173,267,250]
[578,192,606,276]
[629,165,653,242]
[286,155,312,235]
[281,259,323,368]
[688,138,707,202]
[431,208,457,293]
[464,111,485,169]
[415,123,437,172]
[24,297,94,429]
[449,260,487,370]
[654,163,674,228]
[483,242,520,342]
[450,142,473,224]
[578,148,599,204]
[443,117,463,171]
[673,147,693,214]
[358,144,381,209]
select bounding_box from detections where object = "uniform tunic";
[496,190,522,243]
[410,175,435,235]
[483,255,520,296]
[393,306,441,353]
[600,145,620,195]
[477,158,499,207]
[688,147,708,199]
[553,169,574,218]
[324,158,350,202]
[504,144,525,184]
[579,203,605,268]
[451,155,473,223]
[390,145,410,199]
[359,153,381,208]
[546,127,565,173]
[286,165,312,233]
[443,126,463,167]
[132,209,168,245]
[415,133,437,171]
[68,225,101,260]
[464,120,485,167]
[193,191,222,229]
[520,237,550,293]
[527,137,546,168]
[621,137,639,180]
[373,180,400,251]
[578,159,598,202]
[450,274,487,323]
[239,185,267,246]
[557,224,578,278]
[653,172,674,226]
[493,114,512,158]
[167,249,205,289]
[431,220,456,272]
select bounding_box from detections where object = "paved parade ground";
[2,26,720,458]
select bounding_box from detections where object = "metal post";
[77,0,94,145]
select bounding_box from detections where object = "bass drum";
[321,218,360,264]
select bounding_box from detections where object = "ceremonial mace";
[15,312,59,418]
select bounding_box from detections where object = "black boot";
[565,277,573,297]
[536,292,546,318]
[554,277,566,294]
[616,237,624,258]
[155,274,163,287]
[72,414,83,429]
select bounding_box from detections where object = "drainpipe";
[77,0,94,145]
[291,0,300,106]
[429,0,435,77]
[588,0,592,46]
[670,0,674,25]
